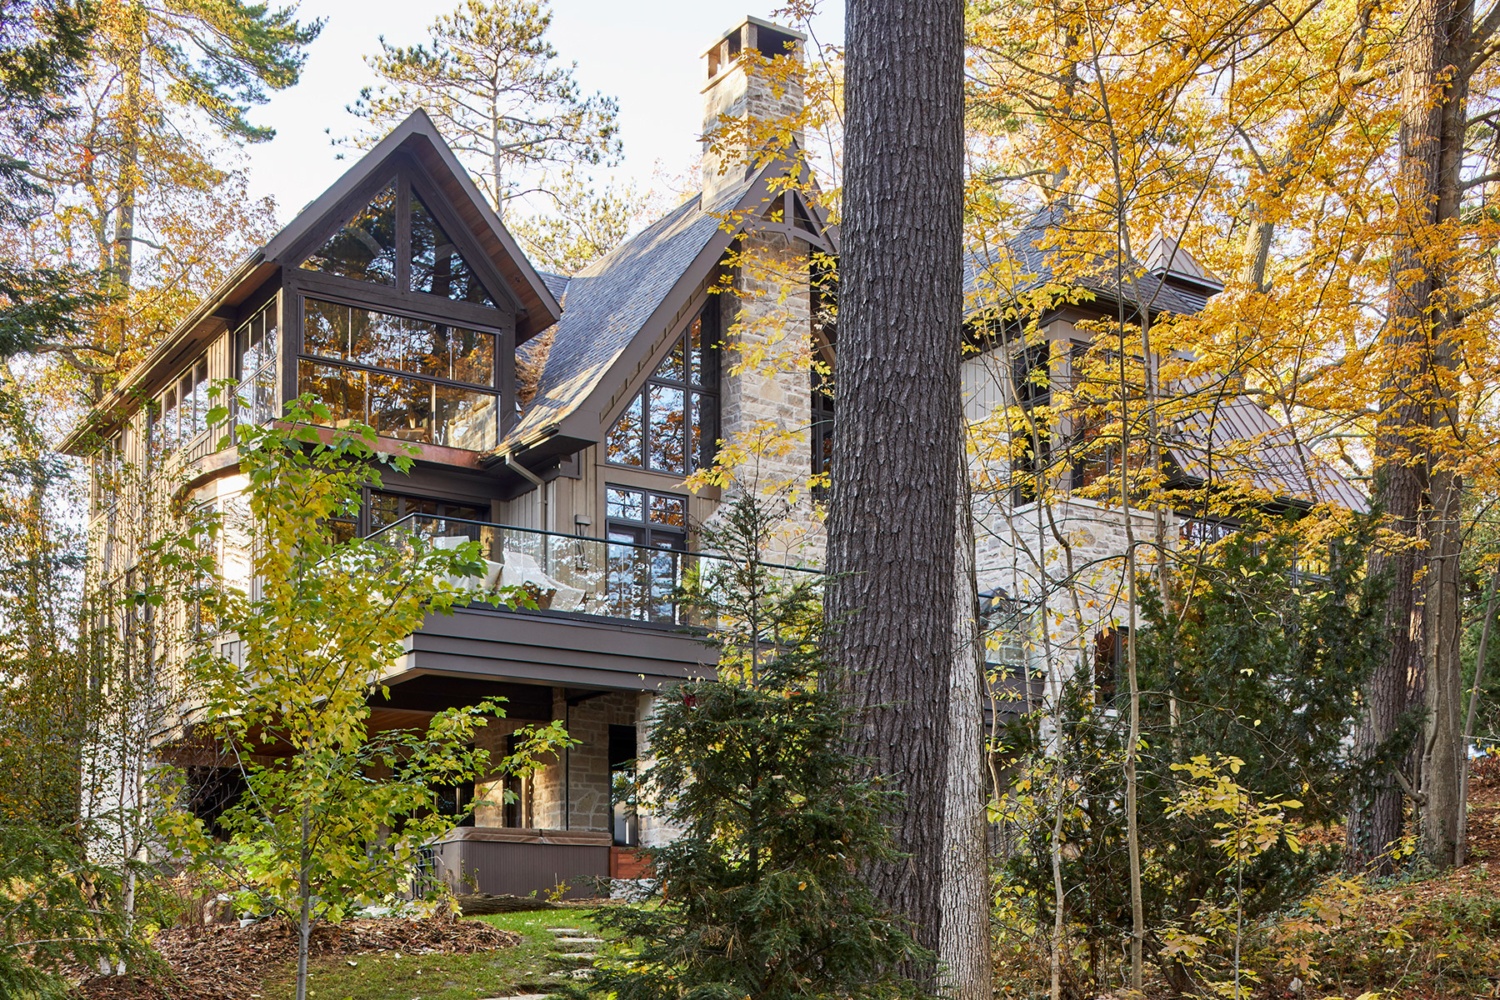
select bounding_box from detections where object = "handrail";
[364,510,821,576]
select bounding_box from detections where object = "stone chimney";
[700,15,806,210]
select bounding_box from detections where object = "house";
[65,14,1360,898]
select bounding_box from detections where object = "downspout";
[503,452,548,530]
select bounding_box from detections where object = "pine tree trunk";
[112,3,146,296]
[829,0,965,981]
[941,459,993,1000]
[1356,0,1472,873]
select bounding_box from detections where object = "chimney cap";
[702,14,807,58]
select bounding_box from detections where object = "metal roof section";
[1167,389,1368,512]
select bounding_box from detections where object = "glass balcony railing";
[367,513,818,627]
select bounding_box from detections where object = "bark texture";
[940,461,994,1000]
[829,0,965,980]
[1354,0,1472,872]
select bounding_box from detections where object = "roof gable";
[263,109,560,340]
[500,163,796,458]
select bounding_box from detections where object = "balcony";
[367,514,819,693]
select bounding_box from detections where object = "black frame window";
[606,308,719,475]
[811,366,835,481]
[234,298,279,425]
[153,355,210,454]
[1012,341,1052,407]
[298,297,501,451]
[605,486,688,623]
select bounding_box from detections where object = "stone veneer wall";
[702,54,805,209]
[526,689,639,832]
[715,226,824,564]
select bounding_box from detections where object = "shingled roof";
[499,172,762,453]
[963,208,1211,320]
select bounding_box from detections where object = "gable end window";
[606,308,719,475]
[300,173,501,310]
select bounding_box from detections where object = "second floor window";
[811,367,835,482]
[606,309,719,475]
[235,300,278,424]
[155,356,209,453]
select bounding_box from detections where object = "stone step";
[545,926,582,934]
[549,951,599,963]
[555,935,604,946]
[480,995,551,1000]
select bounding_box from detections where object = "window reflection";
[236,301,279,425]
[604,485,689,622]
[301,183,398,285]
[303,299,495,388]
[411,194,497,307]
[607,309,719,475]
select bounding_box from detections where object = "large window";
[302,182,399,285]
[235,299,278,425]
[301,177,499,310]
[298,298,500,450]
[606,310,718,475]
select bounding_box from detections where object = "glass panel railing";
[367,513,817,627]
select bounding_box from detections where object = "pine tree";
[588,493,928,1000]
[351,0,621,215]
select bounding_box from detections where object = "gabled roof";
[962,208,1365,512]
[262,108,561,340]
[497,166,783,457]
[964,208,1211,320]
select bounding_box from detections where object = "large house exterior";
[66,15,1361,898]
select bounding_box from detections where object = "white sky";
[240,0,845,225]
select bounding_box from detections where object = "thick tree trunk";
[829,0,965,982]
[1355,0,1471,873]
[941,460,993,1000]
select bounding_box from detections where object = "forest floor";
[73,905,606,1000]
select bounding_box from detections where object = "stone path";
[483,924,606,1000]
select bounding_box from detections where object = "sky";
[241,0,845,225]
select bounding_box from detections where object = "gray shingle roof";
[964,209,1210,319]
[502,179,754,449]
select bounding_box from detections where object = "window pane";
[369,491,401,529]
[350,308,414,372]
[301,182,398,285]
[369,371,433,443]
[607,396,643,467]
[688,314,710,386]
[303,299,350,361]
[649,494,686,528]
[411,193,496,307]
[654,334,686,382]
[298,361,366,426]
[434,382,497,450]
[647,384,685,473]
[690,391,712,470]
[606,487,643,522]
[447,325,495,386]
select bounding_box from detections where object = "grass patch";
[259,908,602,1000]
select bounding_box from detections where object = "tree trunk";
[1356,0,1472,873]
[829,0,965,982]
[1457,564,1500,866]
[112,3,147,297]
[941,457,993,1000]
